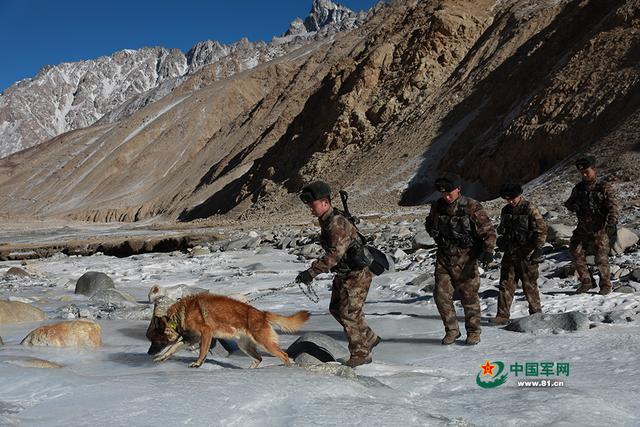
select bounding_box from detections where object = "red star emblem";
[480,360,496,377]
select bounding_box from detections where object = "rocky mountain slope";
[0,0,638,224]
[0,0,365,158]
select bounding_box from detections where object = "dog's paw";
[188,361,202,368]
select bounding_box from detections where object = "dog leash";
[246,281,320,304]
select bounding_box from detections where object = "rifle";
[339,190,360,225]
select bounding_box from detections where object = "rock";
[223,238,251,251]
[89,288,137,305]
[279,237,293,250]
[4,267,30,278]
[603,310,639,324]
[244,262,267,272]
[396,227,412,239]
[296,362,357,379]
[0,300,47,324]
[0,336,3,345]
[613,268,631,279]
[632,269,640,282]
[21,319,102,347]
[287,333,350,363]
[245,237,261,249]
[412,231,435,249]
[0,356,62,369]
[614,285,636,293]
[505,312,589,333]
[547,224,574,245]
[392,249,407,261]
[300,243,323,259]
[8,296,35,304]
[190,246,211,256]
[105,304,154,321]
[74,272,115,297]
[407,273,435,292]
[610,227,639,255]
[210,339,239,357]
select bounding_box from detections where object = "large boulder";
[505,312,589,334]
[0,300,47,324]
[21,320,102,347]
[547,224,574,245]
[74,272,115,297]
[287,333,350,364]
[610,227,639,255]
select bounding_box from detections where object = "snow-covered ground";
[1,247,639,426]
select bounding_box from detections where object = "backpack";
[337,190,391,276]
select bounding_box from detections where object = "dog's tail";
[266,310,310,332]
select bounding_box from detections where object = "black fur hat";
[299,181,332,203]
[434,173,461,192]
[500,183,523,199]
[575,154,596,170]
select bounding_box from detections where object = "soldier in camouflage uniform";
[565,155,619,295]
[424,174,497,345]
[490,183,547,325]
[296,181,379,367]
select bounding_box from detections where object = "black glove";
[606,223,617,238]
[479,251,494,268]
[295,270,313,285]
[528,248,544,264]
[496,236,506,252]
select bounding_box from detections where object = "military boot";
[465,332,481,345]
[598,285,612,295]
[575,281,593,294]
[489,316,509,325]
[344,353,372,368]
[441,330,461,345]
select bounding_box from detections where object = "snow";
[1,246,640,426]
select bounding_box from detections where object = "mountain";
[0,0,638,223]
[0,0,365,159]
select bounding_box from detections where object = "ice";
[1,247,639,426]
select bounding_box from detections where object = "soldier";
[490,183,547,325]
[424,174,496,345]
[295,181,380,367]
[565,155,619,295]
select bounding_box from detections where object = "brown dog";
[147,293,310,368]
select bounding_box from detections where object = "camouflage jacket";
[564,178,619,231]
[497,199,547,256]
[308,207,367,277]
[424,196,496,257]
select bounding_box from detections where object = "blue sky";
[0,0,378,92]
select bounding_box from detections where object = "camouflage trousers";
[497,256,542,318]
[329,268,376,357]
[569,228,611,289]
[433,250,481,335]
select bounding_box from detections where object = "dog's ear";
[148,285,161,303]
